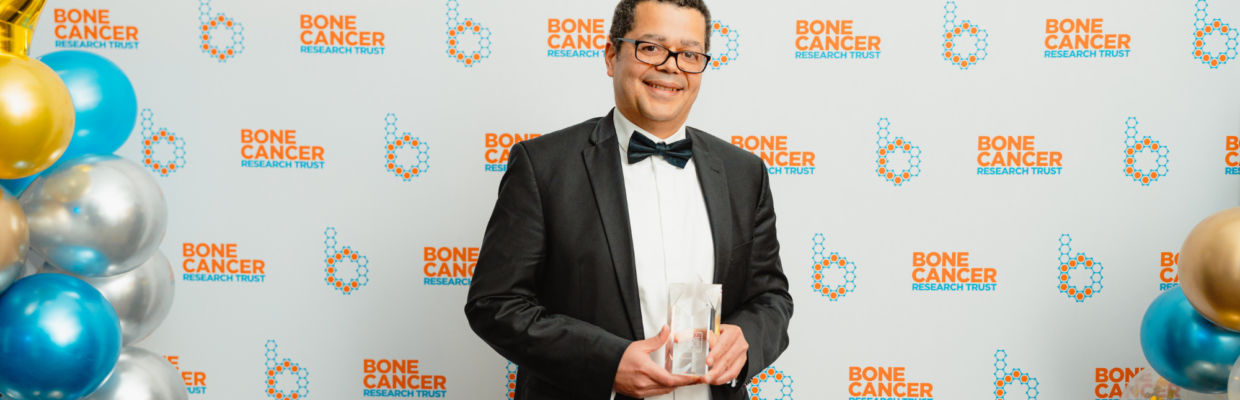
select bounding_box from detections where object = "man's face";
[606,1,706,128]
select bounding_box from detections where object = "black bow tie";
[627,132,692,168]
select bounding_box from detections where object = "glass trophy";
[665,278,722,376]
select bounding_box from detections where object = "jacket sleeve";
[721,161,794,394]
[464,142,630,399]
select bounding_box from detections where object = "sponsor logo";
[264,341,309,400]
[731,136,816,175]
[384,114,430,180]
[747,366,793,400]
[300,15,385,55]
[547,18,606,58]
[875,118,921,186]
[977,135,1063,176]
[324,228,368,295]
[198,0,244,62]
[848,367,935,399]
[1160,252,1179,291]
[361,358,447,397]
[240,128,326,170]
[140,109,186,177]
[1121,117,1168,185]
[164,355,208,395]
[52,8,139,50]
[795,19,881,60]
[1193,0,1237,68]
[993,350,1038,400]
[446,0,491,67]
[1057,234,1103,302]
[484,133,538,172]
[942,2,988,69]
[811,234,855,301]
[1225,136,1240,174]
[911,252,997,292]
[1094,368,1144,399]
[423,247,476,286]
[180,243,266,283]
[505,362,517,399]
[709,20,740,68]
[1044,18,1131,59]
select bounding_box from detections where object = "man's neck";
[615,107,685,140]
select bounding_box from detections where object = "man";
[464,1,792,399]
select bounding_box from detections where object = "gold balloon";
[0,187,28,294]
[1179,207,1240,332]
[0,0,75,180]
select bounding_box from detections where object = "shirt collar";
[613,108,687,155]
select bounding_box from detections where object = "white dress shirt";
[610,109,715,400]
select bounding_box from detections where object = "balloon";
[1231,354,1240,400]
[20,155,167,277]
[1142,287,1240,393]
[0,187,28,294]
[1180,207,1240,332]
[1123,367,1180,399]
[45,251,175,345]
[0,51,76,179]
[0,273,121,400]
[0,174,38,197]
[83,346,188,400]
[39,51,138,160]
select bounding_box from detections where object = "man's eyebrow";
[680,38,702,50]
[636,33,667,42]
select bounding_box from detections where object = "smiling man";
[465,1,792,399]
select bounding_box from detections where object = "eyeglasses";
[615,38,711,74]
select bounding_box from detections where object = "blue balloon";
[0,174,37,197]
[0,274,121,400]
[1141,286,1240,393]
[38,50,137,160]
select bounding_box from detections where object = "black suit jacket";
[465,111,793,400]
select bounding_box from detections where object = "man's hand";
[704,324,748,385]
[614,326,703,398]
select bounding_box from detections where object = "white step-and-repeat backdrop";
[27,0,1240,399]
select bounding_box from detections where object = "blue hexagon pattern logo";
[1057,234,1102,302]
[324,228,368,295]
[747,366,793,400]
[446,0,491,67]
[811,234,856,301]
[993,350,1037,400]
[709,20,739,70]
[383,114,430,181]
[1122,117,1169,185]
[875,118,920,186]
[198,0,244,62]
[264,340,309,400]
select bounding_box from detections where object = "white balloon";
[20,154,167,277]
[44,250,175,345]
[84,346,188,400]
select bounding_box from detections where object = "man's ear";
[605,41,617,77]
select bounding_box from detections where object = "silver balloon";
[84,346,189,400]
[0,187,28,294]
[45,250,175,345]
[1230,354,1240,400]
[19,248,46,278]
[20,154,167,277]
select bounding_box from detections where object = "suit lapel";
[582,111,644,340]
[688,128,733,285]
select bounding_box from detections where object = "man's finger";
[648,366,703,387]
[714,353,747,385]
[643,325,671,351]
[707,329,736,366]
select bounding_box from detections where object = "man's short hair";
[610,0,711,53]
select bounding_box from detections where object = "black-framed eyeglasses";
[615,38,711,74]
